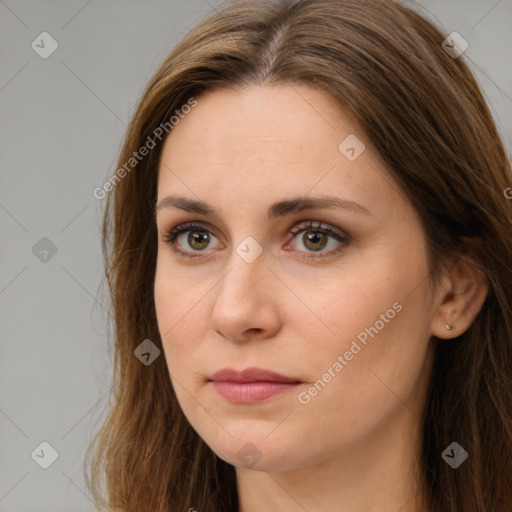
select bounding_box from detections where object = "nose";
[209,252,282,343]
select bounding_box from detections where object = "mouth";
[208,367,303,403]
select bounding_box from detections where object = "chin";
[202,429,303,472]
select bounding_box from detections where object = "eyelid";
[288,220,349,240]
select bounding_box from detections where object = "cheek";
[301,264,400,350]
[154,270,176,345]
[300,252,433,402]
[154,255,201,336]
[154,263,213,385]
[154,266,191,369]
[318,240,432,349]
[292,304,431,458]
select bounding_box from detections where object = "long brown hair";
[85,0,512,510]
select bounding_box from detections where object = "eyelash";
[161,220,350,261]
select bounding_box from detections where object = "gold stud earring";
[445,323,455,330]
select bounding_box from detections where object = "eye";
[160,220,350,260]
[284,220,350,260]
[161,222,222,259]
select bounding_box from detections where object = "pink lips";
[208,367,302,403]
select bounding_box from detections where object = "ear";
[431,237,489,340]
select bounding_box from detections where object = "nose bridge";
[218,213,268,295]
[218,240,267,304]
[209,238,280,340]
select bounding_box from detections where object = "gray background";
[0,0,511,510]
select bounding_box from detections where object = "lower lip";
[210,381,300,403]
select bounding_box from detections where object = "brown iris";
[302,231,328,251]
[188,230,210,250]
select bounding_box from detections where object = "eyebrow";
[156,194,373,218]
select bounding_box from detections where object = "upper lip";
[209,367,301,383]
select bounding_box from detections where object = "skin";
[154,83,489,512]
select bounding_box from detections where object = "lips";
[208,367,302,403]
[209,367,301,384]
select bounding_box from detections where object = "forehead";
[157,84,403,217]
[161,84,355,159]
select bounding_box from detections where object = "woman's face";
[154,83,439,472]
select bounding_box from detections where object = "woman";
[85,0,512,510]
